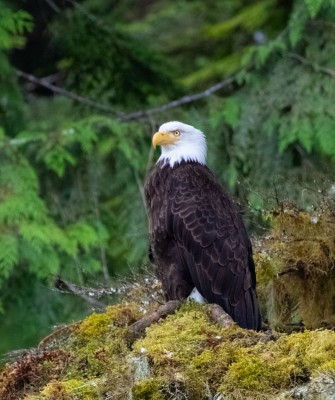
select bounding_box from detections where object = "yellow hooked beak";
[152,131,179,149]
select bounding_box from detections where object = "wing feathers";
[168,163,261,330]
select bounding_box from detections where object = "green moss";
[76,313,112,340]
[217,329,335,398]
[219,348,293,396]
[7,303,143,400]
[4,293,335,400]
[253,253,280,287]
[133,302,269,398]
[134,302,222,365]
[132,378,165,400]
[35,378,101,399]
[76,303,142,341]
[191,348,215,369]
[276,330,335,375]
[63,302,142,380]
[132,303,335,399]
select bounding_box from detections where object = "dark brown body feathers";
[145,160,261,330]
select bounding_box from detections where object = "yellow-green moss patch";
[132,377,166,400]
[133,303,335,399]
[42,378,102,399]
[64,302,143,379]
[218,329,335,398]
[75,302,142,341]
[2,290,335,400]
[134,302,223,365]
[133,302,268,398]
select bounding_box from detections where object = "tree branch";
[16,69,124,117]
[287,53,335,78]
[16,54,334,126]
[16,69,236,123]
[208,304,235,328]
[43,0,61,13]
[65,0,112,33]
[134,170,147,214]
[126,300,181,344]
[54,278,106,309]
[120,76,235,122]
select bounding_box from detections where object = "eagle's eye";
[174,130,181,136]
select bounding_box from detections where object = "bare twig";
[43,0,61,13]
[127,300,181,344]
[38,323,78,348]
[208,304,235,328]
[55,278,106,309]
[16,68,236,122]
[16,69,123,117]
[145,117,157,174]
[65,0,112,33]
[273,178,280,207]
[134,170,147,213]
[24,72,64,91]
[277,267,299,277]
[120,76,235,122]
[16,68,237,124]
[287,53,335,78]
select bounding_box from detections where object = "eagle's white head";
[152,121,207,167]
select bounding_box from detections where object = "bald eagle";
[145,121,261,330]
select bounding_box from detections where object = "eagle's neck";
[157,135,207,168]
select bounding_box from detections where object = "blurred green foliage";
[0,3,32,134]
[1,0,335,354]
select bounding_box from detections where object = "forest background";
[1,0,335,357]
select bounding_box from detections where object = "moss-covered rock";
[1,300,335,400]
[254,205,335,329]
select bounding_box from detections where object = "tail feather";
[234,289,261,330]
